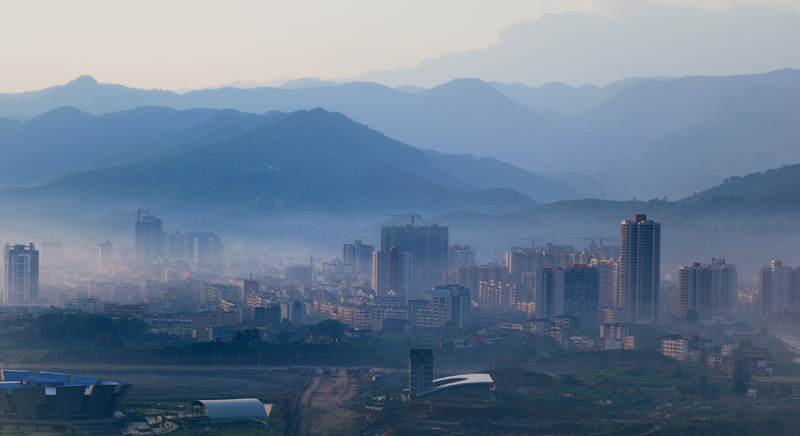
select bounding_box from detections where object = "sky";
[1,0,799,93]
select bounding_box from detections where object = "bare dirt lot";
[295,373,363,436]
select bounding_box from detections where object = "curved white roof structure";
[432,373,494,389]
[191,399,268,421]
[414,373,496,399]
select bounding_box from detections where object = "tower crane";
[573,235,613,249]
[384,212,422,226]
[306,256,322,268]
[503,236,543,249]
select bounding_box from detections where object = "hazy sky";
[1,0,799,93]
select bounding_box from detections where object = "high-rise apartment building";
[618,214,661,324]
[3,243,39,305]
[135,210,165,264]
[506,245,577,284]
[381,224,448,291]
[432,285,471,328]
[448,245,476,270]
[342,240,375,277]
[372,248,413,295]
[758,259,797,315]
[168,231,223,269]
[535,265,599,328]
[97,241,113,274]
[590,258,617,309]
[678,258,737,320]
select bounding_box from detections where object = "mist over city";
[2,1,800,435]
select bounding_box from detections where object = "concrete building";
[135,210,165,264]
[662,334,713,362]
[254,305,281,332]
[758,260,798,315]
[409,348,434,398]
[432,285,471,328]
[478,280,517,310]
[342,240,375,279]
[678,258,737,320]
[618,214,661,324]
[372,248,412,295]
[280,300,306,326]
[381,224,449,291]
[3,243,39,305]
[448,245,476,270]
[599,323,629,350]
[535,265,600,328]
[590,257,617,309]
[168,231,223,269]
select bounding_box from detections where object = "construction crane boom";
[572,235,613,248]
[384,211,422,226]
[503,236,543,248]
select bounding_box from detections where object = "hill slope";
[15,109,537,216]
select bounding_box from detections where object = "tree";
[731,366,751,401]
[233,329,261,344]
[685,308,699,324]
[313,320,344,341]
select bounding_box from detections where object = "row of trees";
[39,312,148,344]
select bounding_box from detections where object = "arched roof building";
[190,399,269,421]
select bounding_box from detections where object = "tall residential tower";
[618,214,661,324]
[135,210,165,264]
[3,243,39,305]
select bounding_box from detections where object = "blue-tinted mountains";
[0,107,593,244]
[3,69,800,201]
[0,105,580,203]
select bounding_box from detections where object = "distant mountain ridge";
[0,108,553,219]
[2,69,800,201]
[0,105,579,203]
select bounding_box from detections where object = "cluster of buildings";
[661,333,773,375]
[6,209,800,364]
[305,284,471,331]
[135,210,223,270]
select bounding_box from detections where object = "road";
[292,372,362,436]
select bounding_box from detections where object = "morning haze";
[1,1,800,435]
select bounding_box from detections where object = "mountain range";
[2,69,800,201]
[2,71,800,275]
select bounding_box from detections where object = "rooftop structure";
[190,398,270,423]
[416,373,497,400]
[0,370,130,434]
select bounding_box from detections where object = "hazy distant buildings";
[97,241,113,274]
[591,257,617,309]
[505,245,578,284]
[3,243,39,305]
[758,259,798,315]
[168,231,223,269]
[135,210,165,264]
[448,245,476,270]
[372,248,412,295]
[381,224,449,291]
[678,258,737,320]
[618,214,661,324]
[342,240,375,278]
